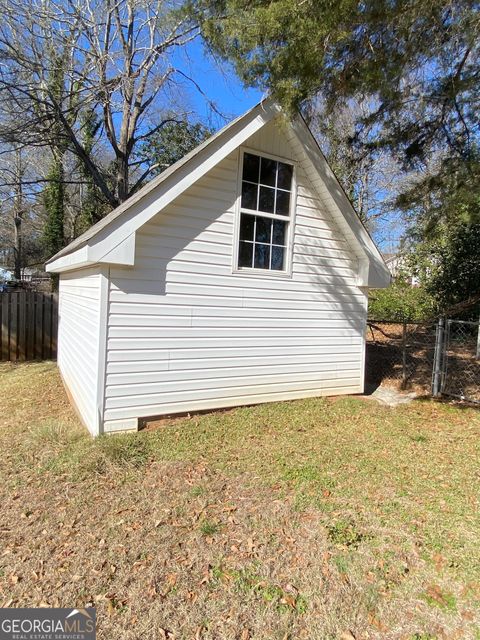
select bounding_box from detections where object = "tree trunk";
[13,149,24,280]
[13,216,21,280]
[43,152,65,258]
[116,153,129,204]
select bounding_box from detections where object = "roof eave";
[46,98,277,272]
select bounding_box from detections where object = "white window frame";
[232,146,297,278]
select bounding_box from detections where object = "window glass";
[271,246,285,270]
[255,216,271,243]
[258,186,275,213]
[241,181,257,210]
[272,219,286,245]
[243,153,260,182]
[260,157,277,186]
[239,213,255,241]
[275,190,290,216]
[238,241,253,268]
[238,152,293,272]
[254,244,270,269]
[277,162,293,190]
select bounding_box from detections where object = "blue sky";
[173,39,264,124]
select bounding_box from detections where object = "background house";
[47,100,390,436]
[383,252,420,286]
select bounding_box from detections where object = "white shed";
[46,100,390,436]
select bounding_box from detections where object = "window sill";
[231,267,293,279]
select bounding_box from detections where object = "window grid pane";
[238,240,253,268]
[238,213,287,271]
[240,152,293,217]
[238,152,292,272]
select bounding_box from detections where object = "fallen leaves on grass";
[1,363,480,639]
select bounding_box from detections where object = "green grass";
[1,362,480,639]
[199,520,220,536]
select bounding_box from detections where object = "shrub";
[368,282,438,321]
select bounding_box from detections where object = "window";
[237,151,294,272]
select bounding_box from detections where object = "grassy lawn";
[1,362,480,639]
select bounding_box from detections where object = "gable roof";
[46,99,390,288]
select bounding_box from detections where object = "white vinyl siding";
[104,118,368,425]
[58,267,103,435]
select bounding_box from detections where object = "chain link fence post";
[476,314,480,360]
[401,320,407,390]
[432,317,445,397]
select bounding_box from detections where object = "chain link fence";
[441,319,480,403]
[365,318,480,403]
[365,320,437,393]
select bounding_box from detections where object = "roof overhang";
[47,100,279,273]
[46,98,390,288]
[46,233,136,273]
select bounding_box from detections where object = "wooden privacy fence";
[0,292,58,361]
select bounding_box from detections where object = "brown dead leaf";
[280,594,296,609]
[240,629,250,640]
[159,573,178,598]
[282,530,295,544]
[166,573,177,587]
[340,632,356,640]
[147,583,157,599]
[222,504,237,513]
[426,584,449,607]
[367,612,387,632]
[433,553,445,572]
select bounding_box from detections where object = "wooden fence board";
[34,293,43,360]
[26,294,34,359]
[0,292,58,361]
[18,292,26,360]
[10,293,18,361]
[44,294,52,359]
[51,296,58,357]
[1,295,9,360]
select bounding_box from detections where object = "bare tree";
[307,98,409,251]
[0,0,202,208]
[0,146,46,276]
